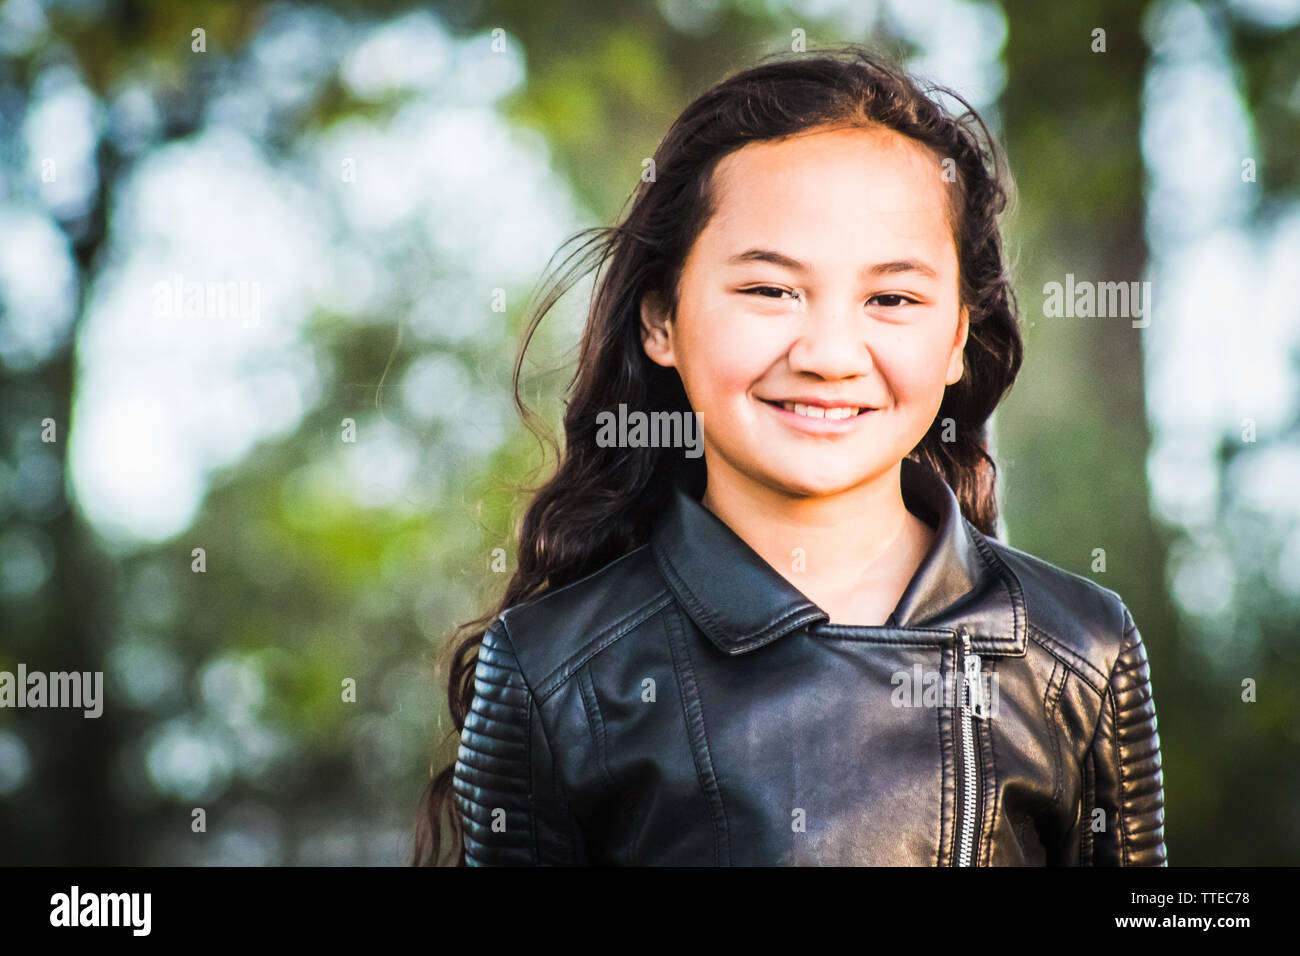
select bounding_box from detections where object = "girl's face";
[641,124,969,499]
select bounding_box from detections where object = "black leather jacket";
[452,458,1167,865]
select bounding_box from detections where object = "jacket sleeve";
[1081,606,1167,865]
[451,619,586,865]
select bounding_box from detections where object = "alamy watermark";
[50,885,150,936]
[595,404,703,458]
[1042,273,1151,328]
[891,663,1000,717]
[151,272,261,327]
[0,664,103,718]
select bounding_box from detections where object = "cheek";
[678,298,771,407]
[878,329,957,403]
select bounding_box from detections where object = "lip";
[758,397,878,434]
[765,396,878,409]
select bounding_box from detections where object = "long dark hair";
[411,43,1023,866]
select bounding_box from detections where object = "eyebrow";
[725,248,940,280]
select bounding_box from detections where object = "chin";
[767,468,870,499]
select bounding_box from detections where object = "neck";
[700,461,932,623]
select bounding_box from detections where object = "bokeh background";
[1,0,1298,865]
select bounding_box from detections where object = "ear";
[640,289,677,368]
[945,304,969,386]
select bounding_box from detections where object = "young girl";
[413,46,1166,866]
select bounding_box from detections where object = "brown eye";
[868,294,918,307]
[742,286,799,300]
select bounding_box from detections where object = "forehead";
[703,126,955,261]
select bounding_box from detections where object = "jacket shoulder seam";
[1027,623,1109,693]
[529,588,675,702]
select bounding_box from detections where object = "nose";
[786,295,874,380]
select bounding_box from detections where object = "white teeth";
[781,401,861,419]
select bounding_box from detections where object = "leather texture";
[452,458,1167,865]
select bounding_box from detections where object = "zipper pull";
[961,631,990,719]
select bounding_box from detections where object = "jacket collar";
[650,457,1025,657]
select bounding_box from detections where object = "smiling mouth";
[759,398,874,420]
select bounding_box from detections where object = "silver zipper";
[957,628,988,867]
